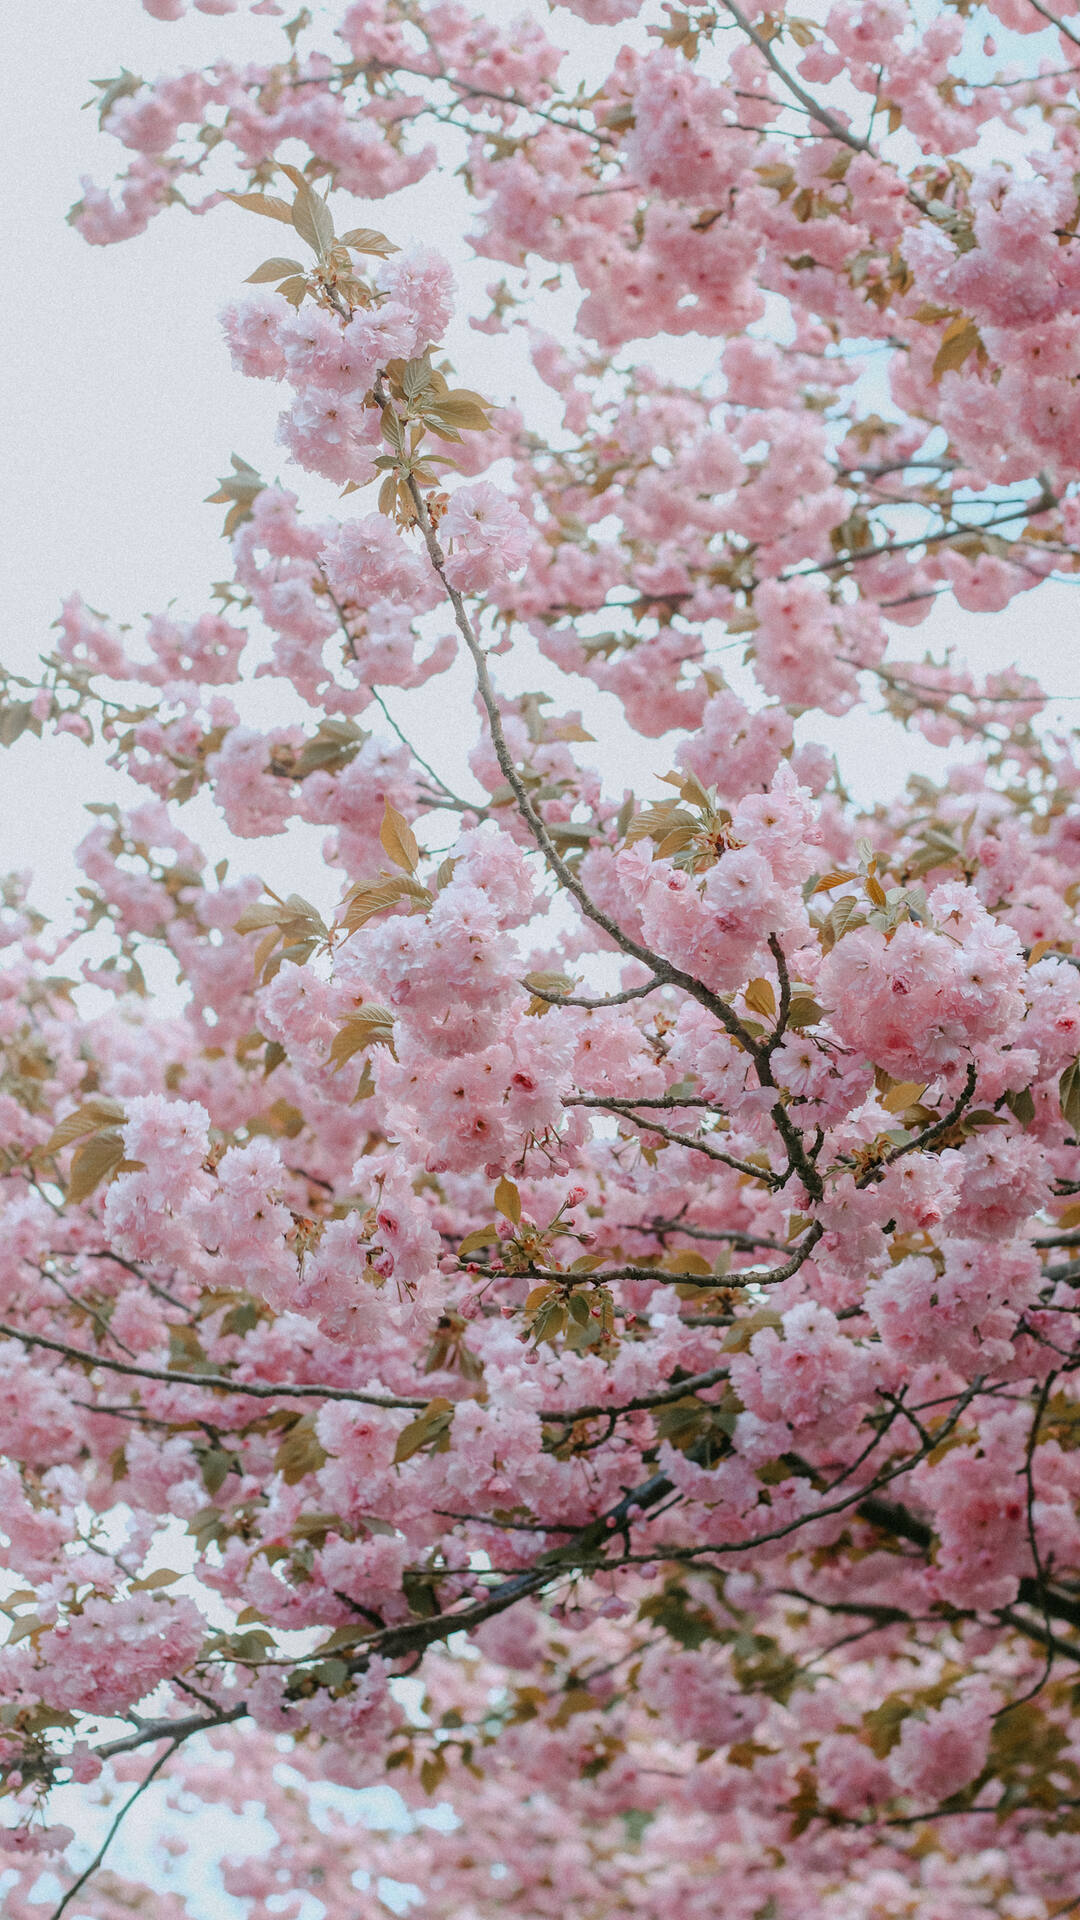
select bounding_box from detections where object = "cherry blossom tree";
[5,0,1080,1912]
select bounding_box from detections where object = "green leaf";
[5,1614,44,1647]
[493,1176,521,1226]
[221,1300,261,1338]
[200,1448,236,1496]
[45,1097,127,1156]
[224,191,294,224]
[401,354,435,404]
[637,1583,723,1650]
[521,969,575,1015]
[129,1568,182,1592]
[274,1415,329,1485]
[85,69,142,131]
[379,801,420,874]
[169,1324,209,1373]
[0,702,35,747]
[235,902,287,934]
[532,1298,568,1346]
[863,1694,913,1759]
[329,1005,397,1069]
[352,1058,376,1104]
[283,6,313,47]
[245,256,305,284]
[723,1307,783,1353]
[311,1657,349,1689]
[458,1225,499,1257]
[277,276,309,310]
[394,1398,454,1465]
[932,314,983,381]
[786,996,826,1030]
[339,226,399,257]
[1061,1059,1080,1136]
[279,163,335,256]
[424,392,494,437]
[380,404,407,454]
[67,1130,126,1203]
[744,977,776,1021]
[1005,1085,1036,1127]
[338,877,410,934]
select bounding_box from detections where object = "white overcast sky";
[3,0,1080,926]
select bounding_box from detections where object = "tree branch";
[50,1736,180,1920]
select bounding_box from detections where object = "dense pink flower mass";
[8,1,1080,1915]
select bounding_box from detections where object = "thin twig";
[50,1737,179,1919]
[0,1322,432,1410]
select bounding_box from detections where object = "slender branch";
[362,53,619,144]
[369,683,483,815]
[520,1225,822,1293]
[0,1322,432,1410]
[563,1099,780,1183]
[565,1094,718,1110]
[787,489,1057,582]
[540,1363,729,1425]
[881,1062,979,1168]
[716,0,873,153]
[1025,0,1080,49]
[444,77,617,144]
[41,1267,138,1359]
[375,376,763,1061]
[530,976,669,1010]
[320,571,482,814]
[762,930,792,1059]
[50,1737,179,1919]
[859,1489,1080,1634]
[775,1586,1080,1668]
[638,1219,792,1253]
[1000,1371,1060,1712]
[0,1320,733,1427]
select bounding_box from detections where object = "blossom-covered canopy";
[3,0,1080,1914]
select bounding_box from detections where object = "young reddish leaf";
[743,978,776,1021]
[880,1081,927,1114]
[328,1005,397,1069]
[274,1417,329,1485]
[394,1399,454,1464]
[245,256,305,283]
[379,801,420,874]
[278,162,336,256]
[785,996,826,1029]
[66,1130,127,1204]
[129,1569,182,1592]
[45,1097,127,1156]
[223,191,294,224]
[932,315,983,381]
[493,1175,521,1225]
[458,1225,499,1257]
[338,226,399,256]
[1061,1060,1080,1135]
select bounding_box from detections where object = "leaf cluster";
[41,1096,142,1203]
[230,162,398,313]
[235,891,331,984]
